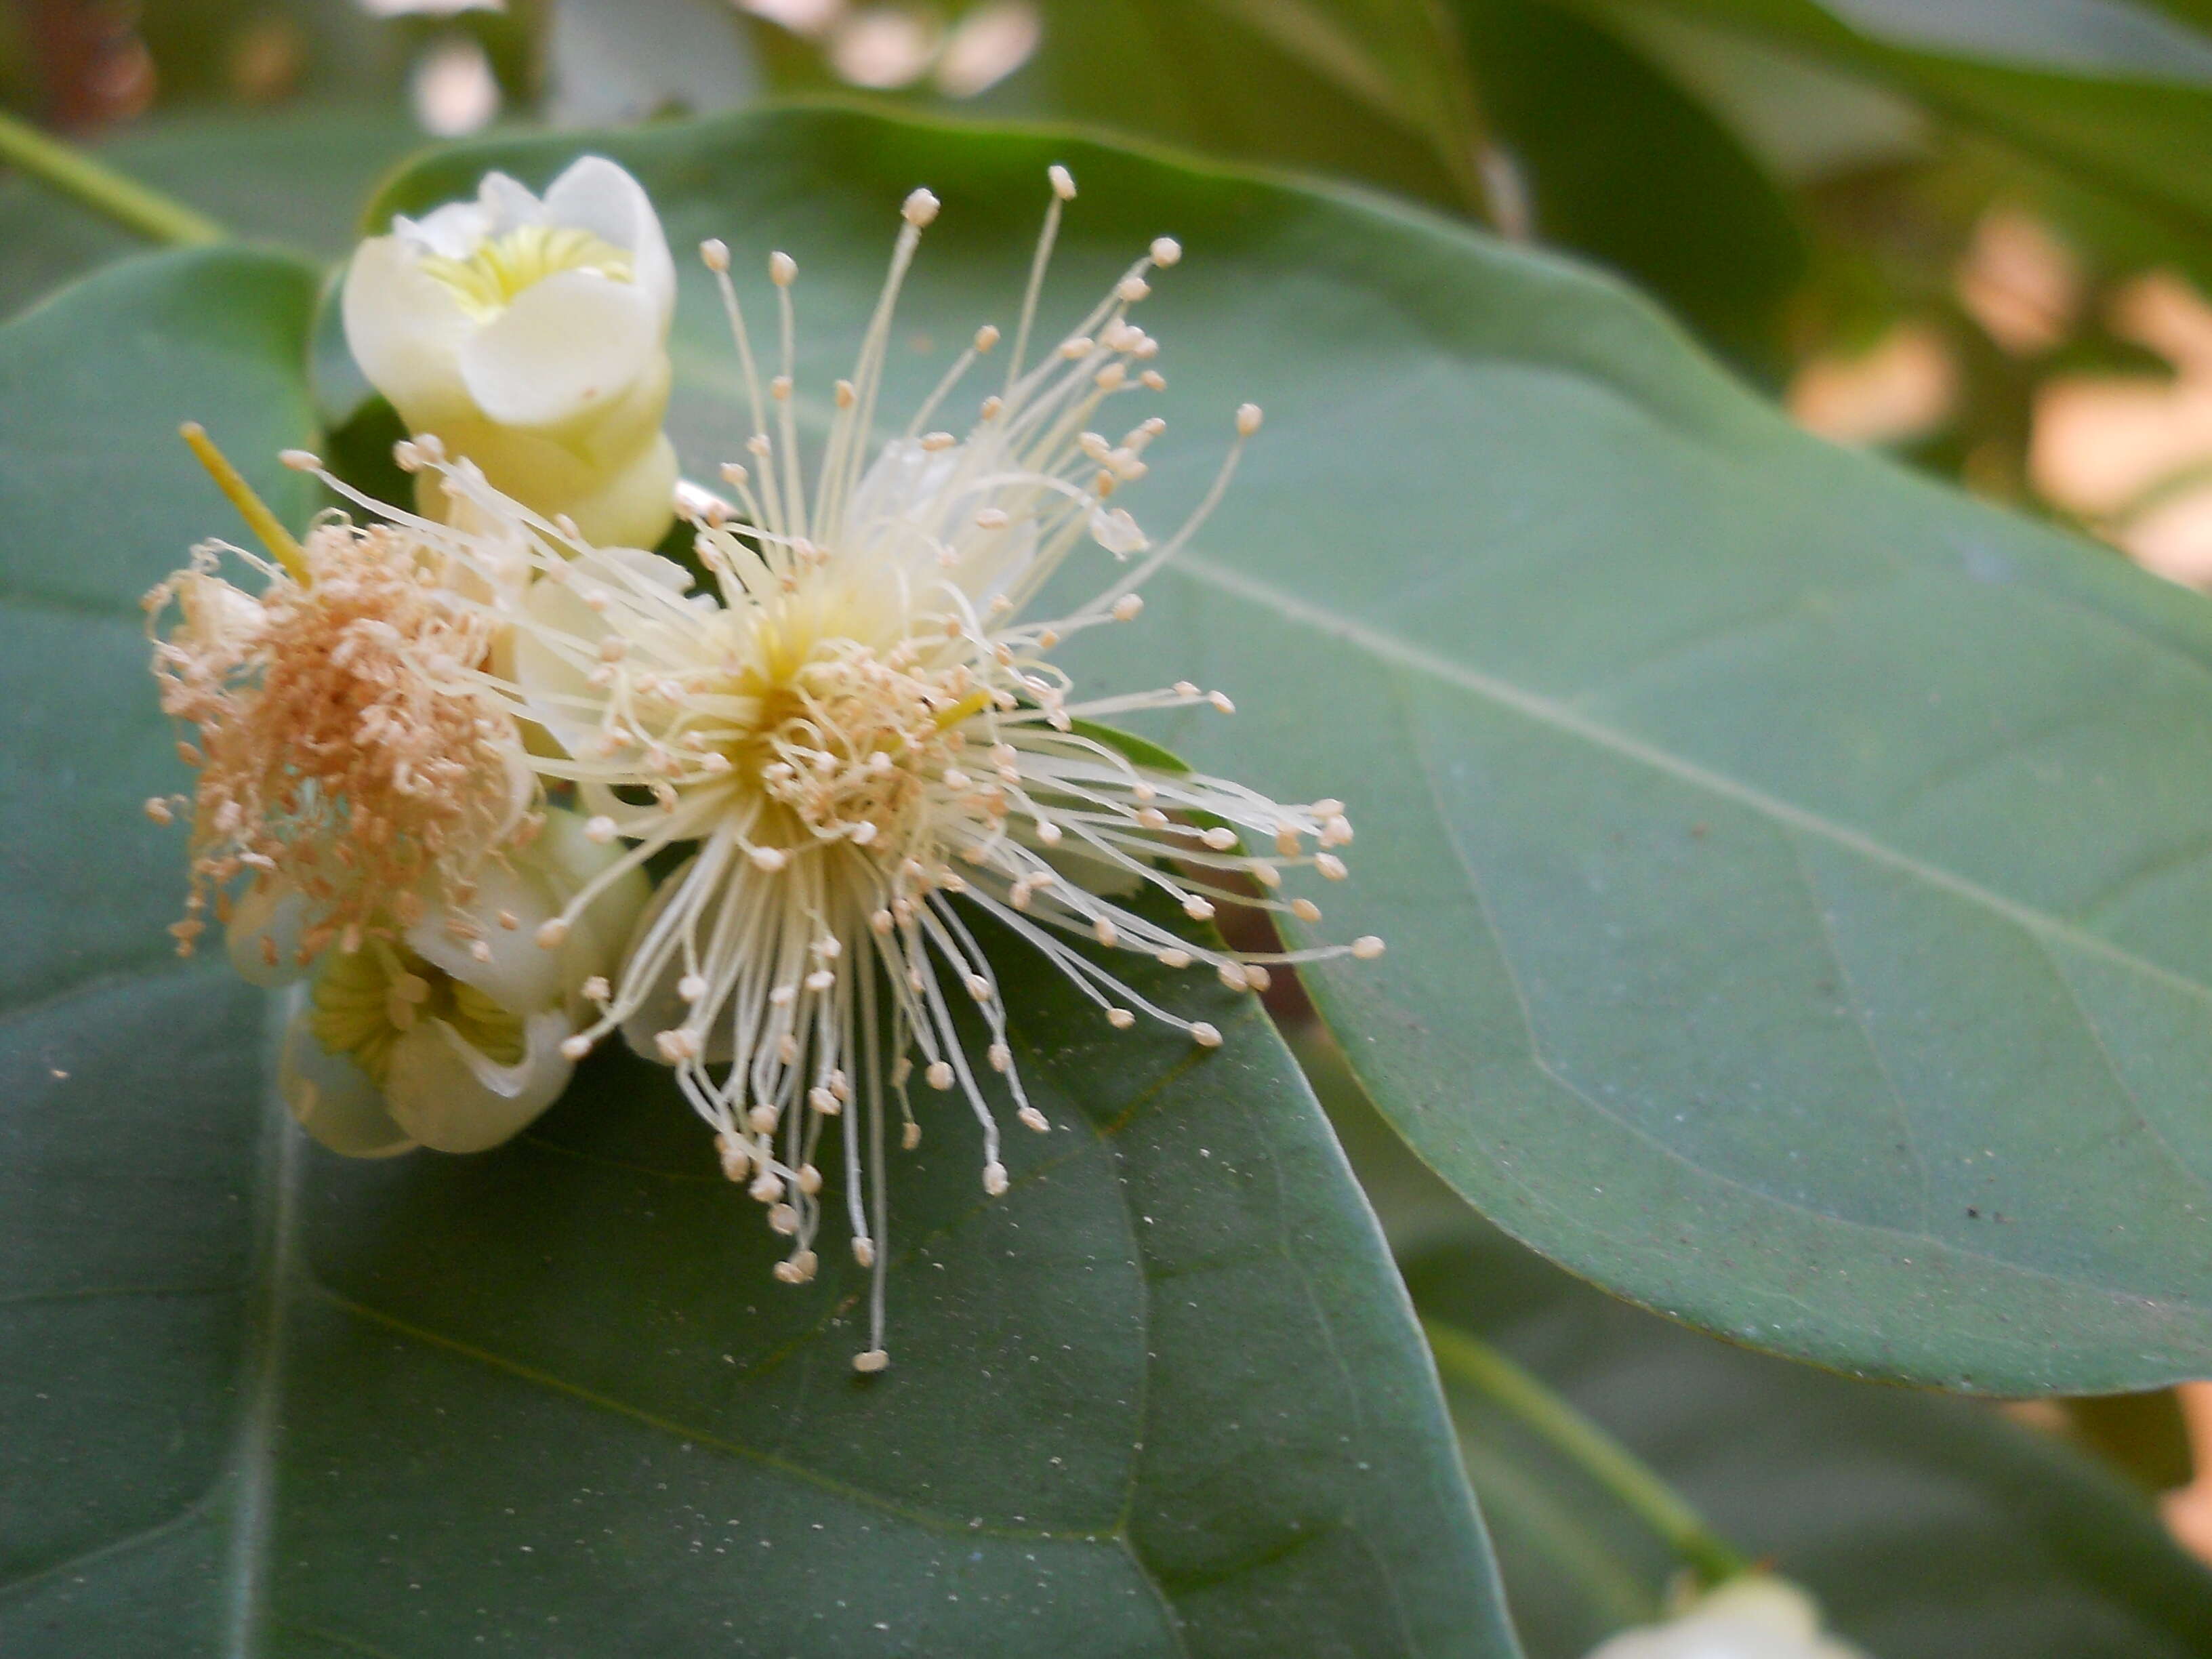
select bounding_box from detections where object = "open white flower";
[343,156,678,548]
[304,166,1382,1369]
[264,810,650,1158]
[1586,1578,1869,1659]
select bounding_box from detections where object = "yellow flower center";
[310,936,526,1084]
[713,617,982,851]
[417,224,635,323]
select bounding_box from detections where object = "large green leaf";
[0,249,1511,1654]
[374,107,2212,1395]
[1408,1223,2212,1658]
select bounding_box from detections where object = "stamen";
[179,423,310,585]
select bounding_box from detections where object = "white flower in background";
[306,165,1383,1370]
[1587,1577,1870,1659]
[342,157,678,549]
[258,810,649,1158]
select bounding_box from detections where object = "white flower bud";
[1584,1577,1868,1659]
[341,157,679,548]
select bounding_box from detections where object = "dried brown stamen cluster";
[144,519,530,961]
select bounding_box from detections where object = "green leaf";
[1617,0,2212,248]
[373,106,2212,1394]
[0,249,1512,1653]
[1407,1224,2212,1658]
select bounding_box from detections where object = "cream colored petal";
[476,169,547,237]
[542,155,676,324]
[1685,1579,1825,1640]
[396,199,491,259]
[226,879,310,987]
[342,234,475,423]
[533,806,653,985]
[405,857,564,1013]
[512,575,615,756]
[560,429,680,551]
[384,1009,573,1153]
[457,269,658,430]
[846,435,1038,603]
[280,1010,417,1158]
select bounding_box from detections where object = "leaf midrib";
[1170,550,2212,1013]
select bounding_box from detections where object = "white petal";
[512,575,615,756]
[542,155,676,323]
[476,169,547,236]
[396,200,491,259]
[1689,1579,1825,1641]
[846,436,960,546]
[384,1008,573,1153]
[845,436,1039,602]
[1584,1580,1856,1659]
[457,269,659,429]
[533,807,653,985]
[604,545,695,590]
[405,858,563,1013]
[342,234,474,422]
[226,880,310,987]
[280,1010,417,1158]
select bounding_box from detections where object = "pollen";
[146,512,520,959]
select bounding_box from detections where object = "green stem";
[1423,1316,1751,1587]
[0,107,223,245]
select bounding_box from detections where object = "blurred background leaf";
[740,0,1491,213]
[1310,1036,2212,1659]
[1413,1213,2212,1659]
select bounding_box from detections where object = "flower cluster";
[150,159,1378,1368]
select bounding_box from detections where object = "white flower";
[263,811,650,1158]
[300,167,1384,1370]
[342,156,678,549]
[1587,1578,1869,1659]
